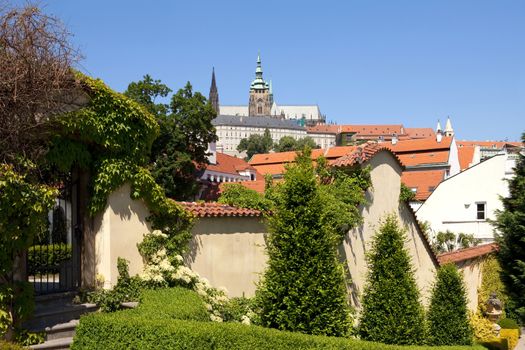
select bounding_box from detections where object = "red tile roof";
[457,141,523,148]
[437,243,499,265]
[178,202,263,218]
[307,125,339,134]
[397,150,449,167]
[206,152,255,176]
[249,147,355,166]
[401,170,445,201]
[405,128,435,139]
[458,146,476,171]
[252,163,287,176]
[387,137,453,153]
[339,124,405,136]
[331,142,403,168]
[219,180,267,194]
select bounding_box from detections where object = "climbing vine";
[48,73,194,255]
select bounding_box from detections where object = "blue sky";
[33,0,525,141]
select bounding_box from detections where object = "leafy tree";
[358,215,426,345]
[237,128,273,160]
[132,81,217,200]
[218,183,273,211]
[427,264,472,346]
[400,183,416,202]
[431,230,481,254]
[124,74,171,117]
[256,150,352,336]
[273,136,319,153]
[494,132,525,322]
[296,136,318,150]
[273,136,297,152]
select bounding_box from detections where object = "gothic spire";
[209,67,219,115]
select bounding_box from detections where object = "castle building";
[213,54,326,125]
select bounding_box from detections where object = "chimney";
[436,130,443,143]
[207,142,217,165]
[391,133,398,145]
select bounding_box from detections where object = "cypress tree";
[494,132,525,322]
[358,215,426,345]
[256,150,352,337]
[427,263,472,345]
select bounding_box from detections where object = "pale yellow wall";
[342,150,437,309]
[455,259,483,311]
[186,217,268,297]
[93,183,151,288]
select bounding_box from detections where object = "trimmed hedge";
[71,288,486,350]
[499,318,521,335]
[71,312,487,350]
[27,244,71,275]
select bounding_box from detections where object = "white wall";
[416,154,513,242]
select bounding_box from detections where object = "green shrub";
[358,215,426,345]
[132,288,209,322]
[0,340,27,349]
[498,318,520,333]
[478,256,507,317]
[427,264,473,345]
[218,183,273,211]
[256,151,352,336]
[27,244,72,275]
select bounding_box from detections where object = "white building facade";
[213,115,307,157]
[415,153,517,242]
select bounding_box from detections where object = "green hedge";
[71,312,487,350]
[27,244,72,275]
[71,288,486,350]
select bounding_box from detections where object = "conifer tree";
[358,215,426,345]
[427,263,472,345]
[255,150,352,337]
[494,132,525,322]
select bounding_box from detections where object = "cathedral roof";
[213,114,305,131]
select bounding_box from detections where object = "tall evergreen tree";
[494,132,525,322]
[358,215,426,345]
[427,264,472,346]
[256,150,352,337]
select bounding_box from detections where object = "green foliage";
[148,82,217,200]
[0,340,27,349]
[27,244,72,275]
[432,230,482,254]
[86,258,143,313]
[469,312,497,342]
[218,183,273,211]
[219,297,256,323]
[256,150,352,337]
[499,318,521,334]
[237,128,273,160]
[72,310,487,350]
[0,282,34,341]
[358,215,426,345]
[134,288,210,322]
[427,264,473,346]
[478,256,508,317]
[124,74,172,117]
[273,136,319,152]
[494,132,525,323]
[400,183,416,202]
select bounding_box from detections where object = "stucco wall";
[416,154,510,242]
[186,217,267,297]
[455,259,483,311]
[342,151,437,309]
[93,183,152,288]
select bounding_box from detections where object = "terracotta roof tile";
[387,137,453,153]
[458,146,476,171]
[178,202,263,218]
[397,150,449,167]
[339,124,405,136]
[206,153,255,176]
[252,163,287,176]
[219,180,267,194]
[249,146,356,166]
[405,128,435,139]
[331,142,403,168]
[401,170,445,201]
[457,140,523,148]
[437,243,499,265]
[307,125,339,134]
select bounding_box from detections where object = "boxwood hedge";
[71,288,487,350]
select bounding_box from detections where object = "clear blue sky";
[32,0,525,141]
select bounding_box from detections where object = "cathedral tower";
[209,67,220,115]
[248,53,272,116]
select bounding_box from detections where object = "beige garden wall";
[185,217,268,297]
[455,259,483,311]
[93,183,151,288]
[341,151,438,309]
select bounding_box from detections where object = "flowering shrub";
[136,230,254,323]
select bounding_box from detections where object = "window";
[476,202,486,220]
[258,106,262,114]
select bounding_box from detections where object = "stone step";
[45,319,79,341]
[29,336,73,350]
[24,303,97,331]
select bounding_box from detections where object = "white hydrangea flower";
[241,315,251,325]
[210,314,223,323]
